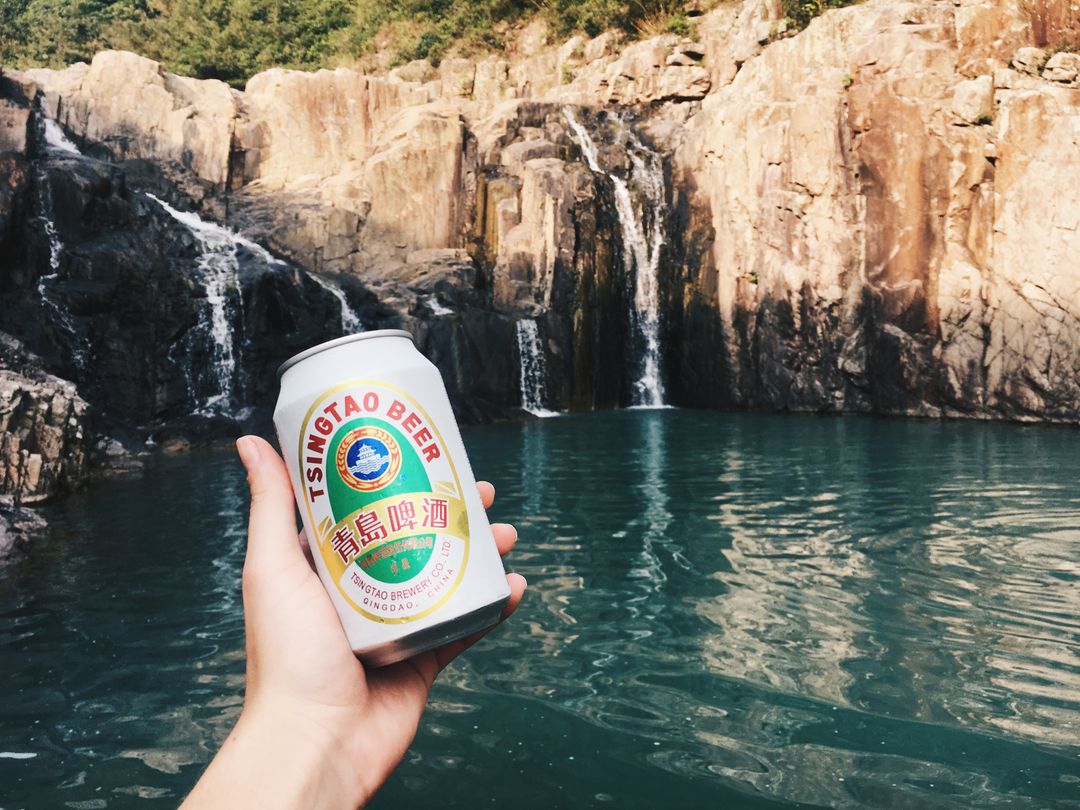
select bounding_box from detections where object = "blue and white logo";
[347,437,391,481]
[336,425,402,492]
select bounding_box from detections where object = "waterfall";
[147,194,253,416]
[34,150,88,369]
[424,295,454,316]
[33,117,75,272]
[308,273,363,333]
[42,118,81,155]
[564,107,668,408]
[36,186,63,273]
[515,319,558,417]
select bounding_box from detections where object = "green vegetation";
[0,0,354,85]
[780,0,858,30]
[1,1,736,86]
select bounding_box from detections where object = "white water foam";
[424,294,454,316]
[564,107,668,408]
[34,164,89,369]
[42,118,81,155]
[309,273,363,333]
[515,319,559,418]
[147,195,252,415]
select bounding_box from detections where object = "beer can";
[273,330,511,667]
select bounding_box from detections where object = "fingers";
[480,484,516,555]
[237,435,306,577]
[500,572,527,620]
[491,523,517,556]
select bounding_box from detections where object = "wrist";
[240,701,372,808]
[183,702,372,810]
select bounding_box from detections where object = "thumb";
[236,435,306,575]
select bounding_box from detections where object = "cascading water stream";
[42,118,81,155]
[564,107,667,408]
[308,273,363,333]
[148,194,365,414]
[147,195,250,416]
[35,117,88,368]
[35,182,63,274]
[515,319,558,418]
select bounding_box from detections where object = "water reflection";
[0,452,250,806]
[628,412,672,601]
[1,413,1078,808]
[421,412,1080,808]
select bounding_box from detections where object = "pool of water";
[1,410,1078,808]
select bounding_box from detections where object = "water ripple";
[2,414,1079,808]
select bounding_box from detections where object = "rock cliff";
[668,0,1080,421]
[0,333,90,504]
[0,0,1077,508]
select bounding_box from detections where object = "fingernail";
[236,436,261,470]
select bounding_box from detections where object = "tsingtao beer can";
[274,330,511,667]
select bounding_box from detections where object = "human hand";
[181,435,526,809]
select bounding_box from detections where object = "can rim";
[276,330,415,378]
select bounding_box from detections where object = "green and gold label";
[298,381,469,623]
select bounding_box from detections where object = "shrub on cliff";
[1,0,714,83]
[780,0,859,29]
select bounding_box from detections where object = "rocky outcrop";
[0,98,395,454]
[0,100,31,155]
[25,52,237,186]
[0,333,91,503]
[2,0,1079,433]
[0,499,47,556]
[667,0,1080,421]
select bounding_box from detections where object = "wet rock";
[0,497,48,557]
[0,108,371,441]
[0,154,30,246]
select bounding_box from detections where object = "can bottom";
[356,595,508,668]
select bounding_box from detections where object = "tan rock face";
[986,85,1080,417]
[11,0,1080,422]
[952,75,996,123]
[241,67,434,188]
[1043,51,1080,84]
[361,108,466,257]
[30,51,236,186]
[671,0,1080,419]
[1011,46,1048,75]
[0,100,30,155]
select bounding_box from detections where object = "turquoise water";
[1,410,1079,808]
